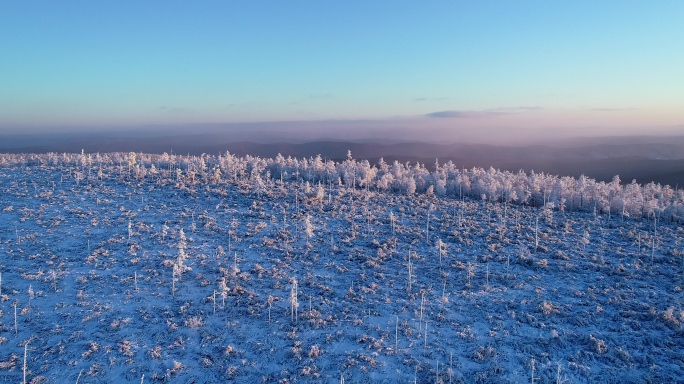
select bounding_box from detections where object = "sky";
[1,1,683,141]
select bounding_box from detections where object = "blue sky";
[1,1,683,139]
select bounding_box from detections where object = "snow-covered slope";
[0,153,682,383]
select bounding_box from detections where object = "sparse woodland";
[0,151,682,383]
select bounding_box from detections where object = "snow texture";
[0,152,682,383]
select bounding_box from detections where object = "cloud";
[486,106,543,113]
[424,109,509,119]
[425,110,467,118]
[591,107,635,112]
[509,106,543,111]
[425,106,543,118]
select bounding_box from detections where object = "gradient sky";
[1,1,683,140]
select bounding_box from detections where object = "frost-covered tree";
[304,215,315,246]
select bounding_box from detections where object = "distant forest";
[3,151,682,223]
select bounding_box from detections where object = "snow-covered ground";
[0,155,682,383]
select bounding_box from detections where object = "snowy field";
[0,152,682,383]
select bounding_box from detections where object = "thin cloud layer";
[591,107,636,112]
[425,109,513,119]
[425,106,544,118]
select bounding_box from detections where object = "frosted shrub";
[661,307,683,329]
[149,346,162,359]
[167,361,185,377]
[119,340,135,358]
[589,335,607,354]
[184,316,204,328]
[0,354,17,369]
[308,345,323,358]
[540,301,559,315]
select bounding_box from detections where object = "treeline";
[2,150,683,223]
